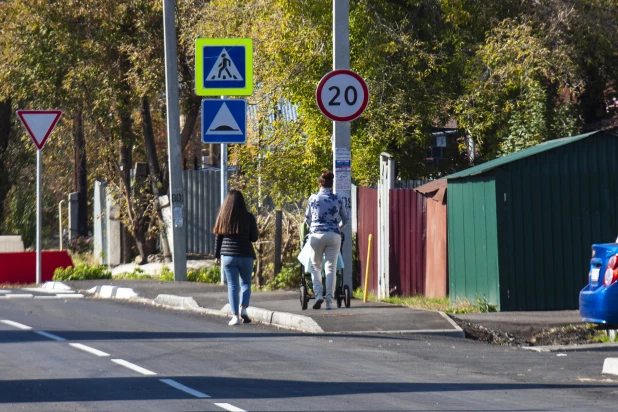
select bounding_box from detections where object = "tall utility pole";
[333,0,353,290]
[162,0,187,281]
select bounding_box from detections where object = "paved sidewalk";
[61,279,463,336]
[454,310,583,336]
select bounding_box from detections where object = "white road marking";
[1,320,32,330]
[159,379,210,398]
[214,403,247,412]
[111,359,157,375]
[0,289,12,293]
[34,330,66,341]
[5,294,34,298]
[70,343,109,357]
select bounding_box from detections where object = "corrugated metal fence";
[182,169,221,256]
[389,189,426,296]
[396,179,430,189]
[356,184,429,297]
[357,187,379,294]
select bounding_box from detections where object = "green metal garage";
[447,130,618,310]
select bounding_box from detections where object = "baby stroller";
[297,223,351,310]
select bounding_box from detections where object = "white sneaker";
[325,300,333,310]
[228,315,241,326]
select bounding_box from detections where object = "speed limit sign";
[316,69,369,122]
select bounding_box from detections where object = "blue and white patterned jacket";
[305,188,349,234]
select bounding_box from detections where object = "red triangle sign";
[16,110,63,150]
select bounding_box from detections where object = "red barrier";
[0,251,74,284]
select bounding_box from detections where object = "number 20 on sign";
[316,69,369,122]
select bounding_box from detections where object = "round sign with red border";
[316,69,369,122]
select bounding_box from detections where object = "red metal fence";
[357,187,378,294]
[389,189,427,296]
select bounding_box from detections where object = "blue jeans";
[222,255,254,315]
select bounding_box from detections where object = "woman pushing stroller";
[304,170,349,310]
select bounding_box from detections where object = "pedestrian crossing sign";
[195,38,253,96]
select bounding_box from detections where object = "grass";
[352,288,496,314]
[591,329,618,343]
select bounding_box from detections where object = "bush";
[53,264,111,281]
[157,265,174,281]
[187,266,220,283]
[264,262,300,290]
[114,267,151,280]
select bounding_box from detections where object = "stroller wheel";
[344,285,351,308]
[336,286,342,308]
[300,286,308,310]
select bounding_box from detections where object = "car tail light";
[605,255,618,285]
[609,255,618,269]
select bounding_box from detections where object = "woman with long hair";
[305,170,349,310]
[213,190,258,325]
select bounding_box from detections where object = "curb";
[522,342,618,353]
[603,358,618,375]
[439,311,465,338]
[154,294,223,317]
[87,285,138,299]
[221,303,324,333]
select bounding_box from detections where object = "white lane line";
[70,343,109,357]
[0,289,12,293]
[5,294,34,298]
[34,330,67,341]
[111,359,157,376]
[159,379,210,398]
[214,403,247,412]
[1,320,32,330]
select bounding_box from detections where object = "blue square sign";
[195,38,253,96]
[201,99,247,144]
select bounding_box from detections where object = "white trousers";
[308,231,341,302]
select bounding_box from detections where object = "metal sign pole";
[220,96,228,284]
[36,149,42,285]
[333,0,353,291]
[162,0,187,281]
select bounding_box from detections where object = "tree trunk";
[0,98,12,230]
[141,96,171,262]
[72,109,88,237]
[118,139,135,263]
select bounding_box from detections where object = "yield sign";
[16,110,62,150]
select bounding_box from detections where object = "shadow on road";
[0,375,615,403]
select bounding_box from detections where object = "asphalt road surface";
[1,296,617,411]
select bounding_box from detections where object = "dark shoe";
[241,308,251,323]
[313,298,324,309]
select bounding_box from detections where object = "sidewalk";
[61,279,463,337]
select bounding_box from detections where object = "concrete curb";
[438,311,465,338]
[87,285,138,299]
[602,358,618,375]
[221,303,324,333]
[522,342,618,353]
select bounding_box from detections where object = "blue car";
[580,243,618,324]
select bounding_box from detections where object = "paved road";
[1,297,617,411]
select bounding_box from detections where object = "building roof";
[414,178,447,203]
[446,131,603,180]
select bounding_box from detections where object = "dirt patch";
[451,317,599,347]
